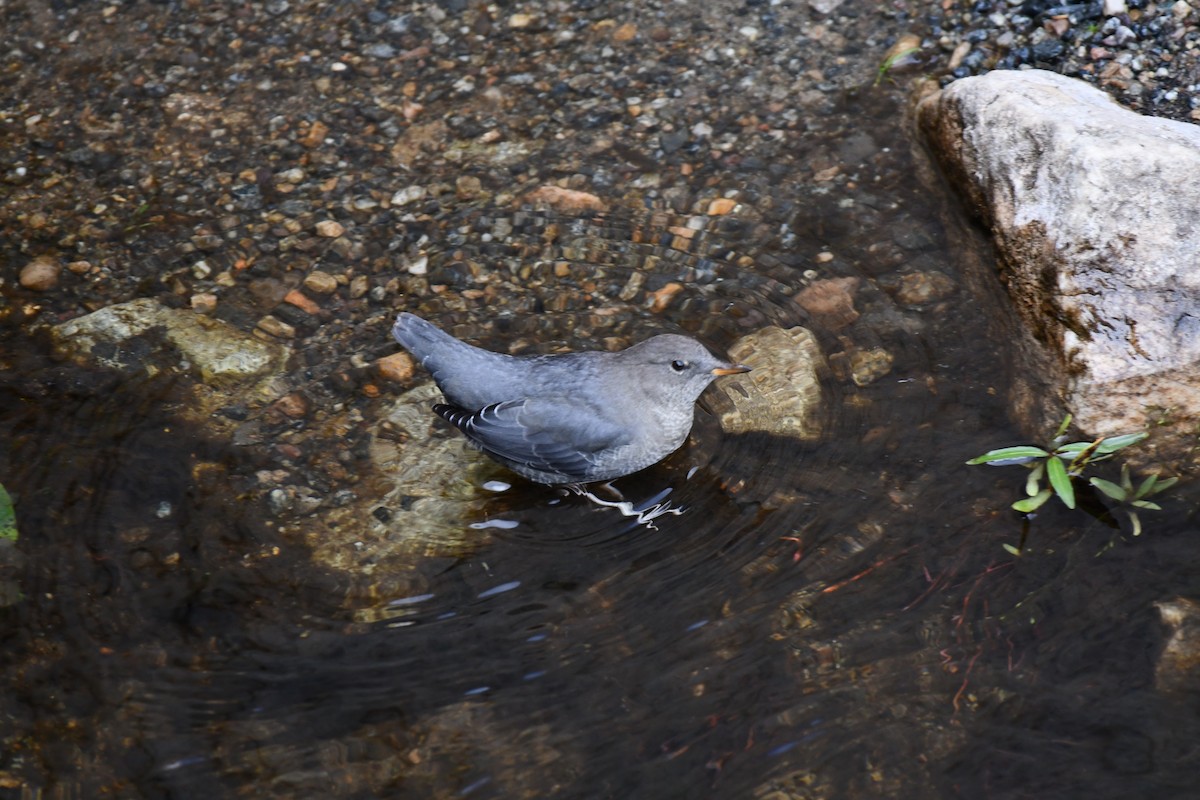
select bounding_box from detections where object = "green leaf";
[1094,432,1149,454]
[874,47,921,86]
[1089,477,1127,501]
[0,484,16,543]
[1135,474,1159,499]
[1131,500,1162,511]
[1025,462,1045,496]
[1002,543,1023,557]
[1046,456,1076,509]
[1129,511,1143,537]
[1054,413,1073,439]
[966,446,1050,465]
[1013,488,1053,513]
[1094,474,1128,501]
[1145,476,1179,496]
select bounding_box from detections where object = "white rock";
[918,69,1200,464]
[391,185,426,206]
[808,0,845,13]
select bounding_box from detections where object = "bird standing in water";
[391,313,749,485]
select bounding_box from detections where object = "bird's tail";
[391,312,456,358]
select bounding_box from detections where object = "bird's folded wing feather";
[434,397,630,478]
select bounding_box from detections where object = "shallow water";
[7,184,1200,800]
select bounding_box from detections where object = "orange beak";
[711,364,751,376]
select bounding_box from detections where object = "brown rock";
[256,315,296,339]
[303,270,339,295]
[524,185,608,214]
[612,22,638,43]
[376,352,416,383]
[284,289,320,315]
[19,258,60,291]
[300,120,329,148]
[456,175,483,200]
[706,197,737,215]
[795,277,861,330]
[315,220,345,238]
[271,393,309,419]
[648,282,685,313]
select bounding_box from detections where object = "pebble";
[300,120,329,148]
[455,175,483,200]
[524,185,607,213]
[67,260,92,275]
[283,289,320,315]
[271,393,309,419]
[349,275,370,299]
[315,220,345,238]
[376,352,416,384]
[391,185,426,206]
[19,257,60,291]
[612,23,638,43]
[303,270,338,294]
[706,198,737,215]
[618,271,646,302]
[648,282,685,313]
[256,315,296,338]
[190,293,218,314]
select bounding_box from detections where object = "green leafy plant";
[874,46,921,87]
[0,483,16,543]
[967,415,1172,550]
[1090,465,1177,537]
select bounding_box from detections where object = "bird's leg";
[566,484,685,530]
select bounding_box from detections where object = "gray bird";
[391,312,750,485]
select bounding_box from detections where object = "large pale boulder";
[918,69,1200,469]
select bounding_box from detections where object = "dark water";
[4,114,1200,800]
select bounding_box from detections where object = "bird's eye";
[670,359,689,372]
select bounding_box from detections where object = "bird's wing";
[434,397,631,481]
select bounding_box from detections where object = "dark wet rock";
[1155,597,1200,693]
[893,270,956,306]
[918,69,1200,469]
